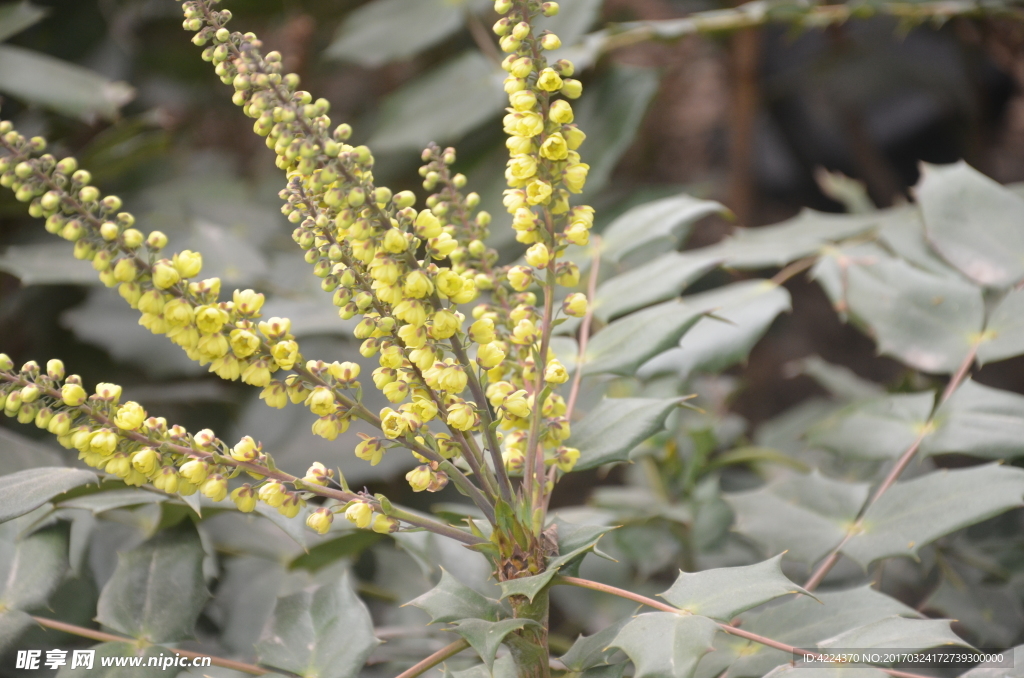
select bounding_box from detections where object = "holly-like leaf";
[570,397,686,470]
[0,609,33,654]
[592,251,720,321]
[842,464,1024,567]
[702,208,879,269]
[923,579,1024,648]
[822,251,984,374]
[977,287,1024,365]
[55,642,167,678]
[0,467,97,523]
[56,488,170,514]
[961,645,1024,678]
[923,380,1024,459]
[0,521,69,611]
[766,667,888,678]
[368,51,506,153]
[599,193,727,263]
[324,0,470,67]
[818,616,969,650]
[256,570,380,678]
[639,280,791,379]
[659,555,814,622]
[917,161,1024,288]
[0,1,47,42]
[0,426,64,474]
[808,392,934,460]
[449,618,541,671]
[726,471,870,565]
[96,522,209,643]
[609,612,719,678]
[561,615,633,671]
[498,570,558,603]
[407,568,504,624]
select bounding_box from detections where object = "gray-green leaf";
[570,397,686,471]
[609,612,719,678]
[842,464,1024,567]
[407,568,504,624]
[583,300,702,376]
[96,522,209,643]
[808,392,934,460]
[599,194,727,264]
[593,252,720,321]
[560,615,632,671]
[818,615,969,650]
[659,555,813,622]
[923,380,1024,459]
[255,570,379,678]
[0,521,69,610]
[449,618,541,671]
[977,287,1024,365]
[0,467,97,523]
[918,161,1024,288]
[0,1,47,42]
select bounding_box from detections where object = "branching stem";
[392,639,470,678]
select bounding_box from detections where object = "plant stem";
[30,616,267,676]
[554,577,935,678]
[565,237,601,422]
[392,639,470,678]
[803,343,978,590]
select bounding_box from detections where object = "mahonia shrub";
[1,1,1023,677]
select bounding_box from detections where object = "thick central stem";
[508,590,551,678]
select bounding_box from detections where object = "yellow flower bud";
[382,228,409,253]
[429,310,461,339]
[563,125,586,150]
[312,413,348,440]
[276,492,303,518]
[506,135,535,155]
[229,329,260,358]
[231,485,258,512]
[552,446,580,472]
[526,179,553,205]
[180,459,210,485]
[536,68,563,91]
[414,210,443,238]
[113,401,147,431]
[372,514,398,534]
[112,257,137,282]
[355,436,386,465]
[502,390,532,418]
[556,262,581,287]
[258,316,292,340]
[258,480,287,508]
[259,380,288,409]
[507,154,537,183]
[470,317,496,344]
[271,339,300,370]
[544,359,570,384]
[507,266,533,292]
[380,407,408,439]
[406,465,433,492]
[345,501,374,529]
[305,386,338,416]
[565,222,590,246]
[563,163,589,193]
[95,382,122,403]
[131,447,161,475]
[152,466,179,494]
[511,318,539,344]
[539,133,569,161]
[476,342,506,369]
[195,305,229,334]
[428,232,458,259]
[446,402,478,431]
[549,100,574,124]
[439,365,468,394]
[563,293,588,317]
[541,33,562,50]
[403,270,434,298]
[152,260,180,289]
[303,461,333,486]
[525,243,551,268]
[307,508,334,534]
[435,270,464,298]
[201,474,228,502]
[510,56,533,78]
[562,78,583,98]
[509,90,537,112]
[173,249,203,278]
[515,111,544,138]
[233,289,265,316]
[61,383,86,407]
[231,435,261,462]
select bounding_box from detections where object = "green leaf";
[917,161,1024,288]
[923,579,1024,648]
[0,467,97,523]
[324,0,468,67]
[818,615,969,650]
[727,586,922,677]
[575,66,659,202]
[583,300,702,376]
[923,380,1024,459]
[0,609,33,654]
[639,280,791,379]
[599,193,727,264]
[570,397,686,470]
[57,488,170,514]
[791,356,885,401]
[408,568,504,623]
[592,252,720,322]
[877,205,960,277]
[609,612,719,678]
[659,555,814,622]
[0,426,64,474]
[561,615,632,671]
[808,392,934,460]
[449,655,518,678]
[726,471,870,565]
[0,1,47,42]
[256,570,380,678]
[977,287,1024,365]
[843,464,1024,567]
[703,208,879,269]
[499,519,614,601]
[0,44,133,119]
[818,251,984,374]
[962,645,1024,678]
[498,570,558,603]
[95,522,209,643]
[449,618,541,671]
[368,51,506,153]
[0,242,97,285]
[289,531,383,572]
[0,521,69,610]
[765,667,888,678]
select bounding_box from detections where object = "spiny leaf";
[407,568,504,624]
[560,614,633,671]
[843,464,1024,567]
[659,555,815,622]
[592,251,720,322]
[0,467,97,523]
[95,522,208,644]
[808,392,934,460]
[818,615,970,650]
[570,397,687,470]
[449,618,541,671]
[977,287,1024,365]
[923,380,1024,459]
[583,299,703,376]
[0,521,69,611]
[255,570,380,678]
[609,612,719,678]
[599,193,727,263]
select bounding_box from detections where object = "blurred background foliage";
[3,0,1024,673]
